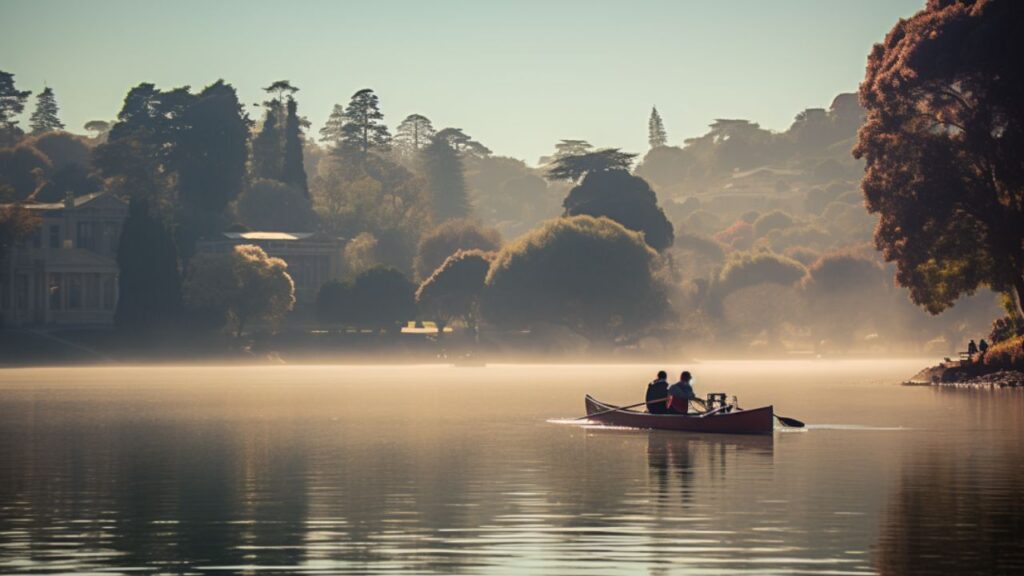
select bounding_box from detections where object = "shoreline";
[903,363,1024,388]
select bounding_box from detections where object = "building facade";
[0,192,126,327]
[196,231,343,304]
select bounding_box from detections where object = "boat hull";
[584,395,774,435]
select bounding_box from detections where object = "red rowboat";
[584,394,775,435]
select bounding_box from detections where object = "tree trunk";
[1014,274,1024,318]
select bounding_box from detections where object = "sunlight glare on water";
[0,359,1022,575]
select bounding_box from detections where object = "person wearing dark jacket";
[645,371,670,414]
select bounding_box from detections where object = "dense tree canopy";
[350,266,417,331]
[422,133,470,222]
[854,0,1024,315]
[562,169,674,251]
[416,249,494,336]
[483,215,668,342]
[184,244,295,337]
[545,148,637,183]
[115,198,182,332]
[414,219,501,280]
[338,89,391,155]
[0,71,31,144]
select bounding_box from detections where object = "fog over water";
[1,360,1021,574]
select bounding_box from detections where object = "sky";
[1,0,923,164]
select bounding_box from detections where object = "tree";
[800,252,892,346]
[174,80,250,258]
[236,179,316,231]
[316,279,355,327]
[183,244,295,337]
[0,143,51,200]
[115,198,183,332]
[545,148,637,182]
[414,219,501,280]
[416,249,494,337]
[0,71,31,143]
[562,169,674,251]
[709,251,806,312]
[349,266,416,331]
[83,120,111,138]
[29,87,64,134]
[434,127,491,158]
[648,106,667,148]
[393,114,435,159]
[854,0,1024,316]
[422,133,470,222]
[553,139,593,159]
[339,89,391,155]
[319,103,346,147]
[282,96,308,195]
[251,100,283,181]
[0,203,39,267]
[482,215,668,343]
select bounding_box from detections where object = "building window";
[77,222,96,251]
[49,273,62,310]
[49,225,60,249]
[68,274,82,310]
[16,275,28,310]
[102,276,116,310]
[85,273,100,309]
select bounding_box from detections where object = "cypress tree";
[648,106,667,148]
[115,198,182,332]
[29,87,64,134]
[281,96,308,196]
[251,102,282,181]
[422,135,469,222]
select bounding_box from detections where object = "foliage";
[350,266,417,331]
[434,127,491,158]
[393,114,435,160]
[282,97,308,195]
[343,232,379,277]
[0,71,31,144]
[714,250,806,302]
[0,203,39,265]
[316,279,354,326]
[545,148,637,182]
[414,219,501,280]
[714,221,754,251]
[482,215,668,342]
[184,244,295,337]
[551,139,592,161]
[853,0,1024,315]
[989,316,1023,344]
[115,198,182,332]
[251,100,283,181]
[338,89,391,155]
[0,143,51,200]
[236,179,316,231]
[416,249,494,334]
[753,210,795,238]
[562,169,674,251]
[981,335,1024,371]
[29,87,64,134]
[648,106,667,148]
[422,133,470,222]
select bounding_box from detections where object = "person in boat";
[667,371,698,414]
[645,371,670,414]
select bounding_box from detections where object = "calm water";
[0,360,1022,575]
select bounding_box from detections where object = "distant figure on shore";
[645,371,670,414]
[668,371,697,414]
[968,339,978,356]
[979,339,989,354]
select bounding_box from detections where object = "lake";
[1,360,1022,575]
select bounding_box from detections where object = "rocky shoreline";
[904,363,1024,388]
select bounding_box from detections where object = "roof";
[12,191,124,211]
[223,231,316,241]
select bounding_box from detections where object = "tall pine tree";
[648,106,667,148]
[394,114,435,155]
[340,89,391,155]
[0,71,31,143]
[281,96,308,196]
[29,87,64,134]
[422,132,469,222]
[319,103,345,148]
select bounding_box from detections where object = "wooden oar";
[577,397,670,420]
[775,414,805,428]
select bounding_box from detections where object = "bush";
[416,249,494,334]
[753,209,795,238]
[715,251,806,298]
[982,335,1024,371]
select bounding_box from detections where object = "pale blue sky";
[1,0,922,164]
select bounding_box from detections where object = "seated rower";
[667,371,699,414]
[645,371,670,414]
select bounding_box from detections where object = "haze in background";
[0,0,922,163]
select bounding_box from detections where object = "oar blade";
[776,415,805,428]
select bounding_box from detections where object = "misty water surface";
[0,360,1022,575]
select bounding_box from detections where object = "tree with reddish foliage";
[854,0,1024,315]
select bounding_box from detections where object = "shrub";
[982,335,1024,371]
[414,219,501,280]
